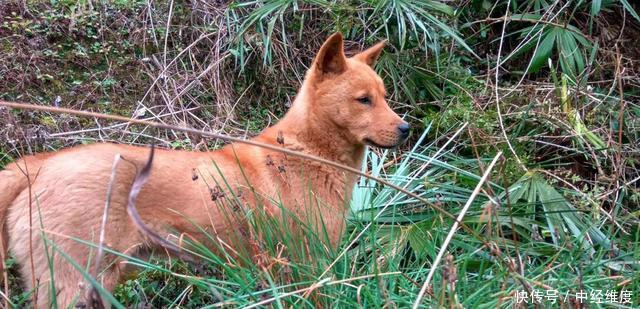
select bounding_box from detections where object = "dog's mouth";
[364,138,403,149]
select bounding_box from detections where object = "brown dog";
[0,33,408,307]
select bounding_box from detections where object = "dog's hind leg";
[11,237,86,307]
[12,233,126,308]
[7,196,136,308]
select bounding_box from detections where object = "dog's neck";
[265,82,365,169]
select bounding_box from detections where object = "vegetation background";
[0,0,638,307]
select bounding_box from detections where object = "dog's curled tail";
[0,166,29,281]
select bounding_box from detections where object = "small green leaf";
[528,28,556,73]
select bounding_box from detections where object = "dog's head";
[305,33,409,149]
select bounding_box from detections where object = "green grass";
[7,128,630,308]
[1,0,638,307]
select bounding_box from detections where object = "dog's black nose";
[398,123,410,138]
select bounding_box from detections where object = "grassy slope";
[0,0,638,307]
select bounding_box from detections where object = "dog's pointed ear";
[313,33,347,76]
[354,40,386,67]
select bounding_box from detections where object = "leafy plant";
[512,17,591,78]
[367,0,475,56]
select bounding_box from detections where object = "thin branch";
[11,160,39,308]
[87,154,122,309]
[413,151,502,308]
[125,146,194,261]
[1,100,525,293]
[238,272,402,309]
[493,1,527,172]
[0,101,462,225]
[318,123,469,280]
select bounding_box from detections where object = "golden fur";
[0,33,407,307]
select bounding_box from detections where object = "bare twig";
[0,101,462,225]
[238,272,402,309]
[125,146,194,261]
[87,154,122,309]
[162,0,175,69]
[413,151,502,308]
[493,1,527,172]
[2,100,529,300]
[318,123,469,280]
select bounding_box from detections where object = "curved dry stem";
[0,100,524,291]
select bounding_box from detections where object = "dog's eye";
[356,97,371,105]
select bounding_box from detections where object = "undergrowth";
[0,0,638,307]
